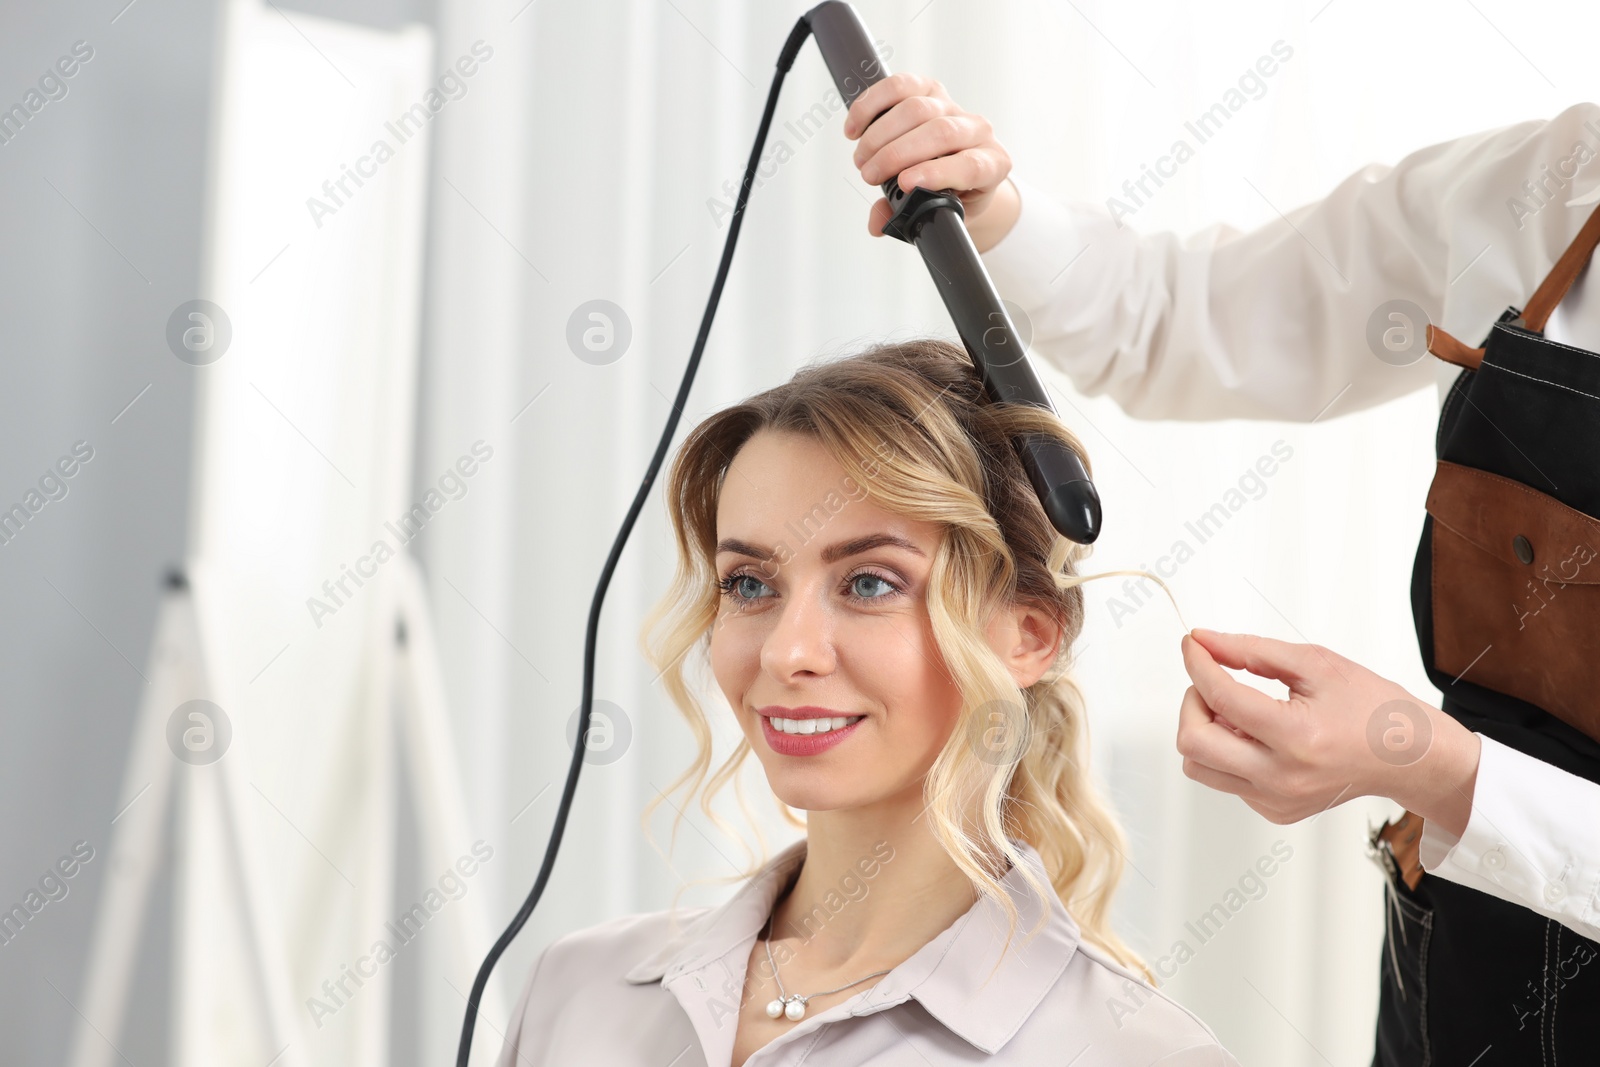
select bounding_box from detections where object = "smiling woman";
[494,338,1238,1066]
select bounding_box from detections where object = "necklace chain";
[760,912,892,1022]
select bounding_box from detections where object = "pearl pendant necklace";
[759,913,892,1023]
[764,995,809,1022]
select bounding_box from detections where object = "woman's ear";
[989,601,1065,689]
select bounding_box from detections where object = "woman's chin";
[766,777,862,815]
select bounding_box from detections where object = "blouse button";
[1544,881,1568,905]
[1482,846,1507,872]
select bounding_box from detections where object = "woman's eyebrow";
[715,533,925,562]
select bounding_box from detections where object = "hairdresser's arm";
[1177,628,1600,943]
[846,80,1600,420]
[1413,737,1600,942]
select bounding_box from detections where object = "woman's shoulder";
[531,903,717,986]
[500,905,721,1064]
[1049,939,1241,1063]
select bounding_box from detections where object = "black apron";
[1372,205,1600,1064]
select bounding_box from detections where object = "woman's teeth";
[770,715,864,736]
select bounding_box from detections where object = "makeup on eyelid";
[716,565,1189,631]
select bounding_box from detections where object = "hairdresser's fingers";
[1178,688,1348,824]
[1175,684,1274,783]
[900,145,1011,210]
[1180,756,1261,802]
[1180,633,1284,743]
[1189,628,1333,695]
[843,72,952,140]
[1239,798,1304,826]
[867,196,893,237]
[1183,758,1300,825]
[1182,751,1310,825]
[859,115,1006,196]
[850,91,958,173]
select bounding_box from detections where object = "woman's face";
[709,429,1055,814]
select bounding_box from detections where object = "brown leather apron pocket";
[1427,459,1600,743]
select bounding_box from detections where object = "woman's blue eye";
[849,573,896,600]
[717,569,902,604]
[719,573,772,600]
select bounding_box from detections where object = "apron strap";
[1520,198,1600,333]
[1426,199,1600,370]
[1426,323,1485,371]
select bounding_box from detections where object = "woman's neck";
[766,811,998,973]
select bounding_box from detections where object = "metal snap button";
[1513,535,1534,564]
[1544,881,1567,904]
[1482,846,1507,872]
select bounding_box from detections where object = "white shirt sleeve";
[979,102,1600,421]
[1418,733,1600,943]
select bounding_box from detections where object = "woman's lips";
[761,714,864,756]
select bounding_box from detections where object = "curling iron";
[808,3,1101,544]
[455,5,1102,1062]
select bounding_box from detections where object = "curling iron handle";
[806,3,888,107]
[806,2,902,203]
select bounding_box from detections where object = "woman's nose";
[759,583,838,680]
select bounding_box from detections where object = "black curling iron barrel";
[807,1,1102,545]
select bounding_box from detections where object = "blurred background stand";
[65,3,506,1064]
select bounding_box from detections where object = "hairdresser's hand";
[1176,628,1482,837]
[842,73,1020,254]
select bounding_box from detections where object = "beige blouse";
[495,835,1240,1065]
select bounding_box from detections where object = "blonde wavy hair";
[638,337,1150,983]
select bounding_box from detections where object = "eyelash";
[716,567,904,606]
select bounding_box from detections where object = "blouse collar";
[622,835,1083,1055]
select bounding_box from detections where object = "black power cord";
[453,15,816,1066]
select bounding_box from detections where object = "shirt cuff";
[978,171,1097,320]
[1421,732,1600,942]
[1418,811,1461,870]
